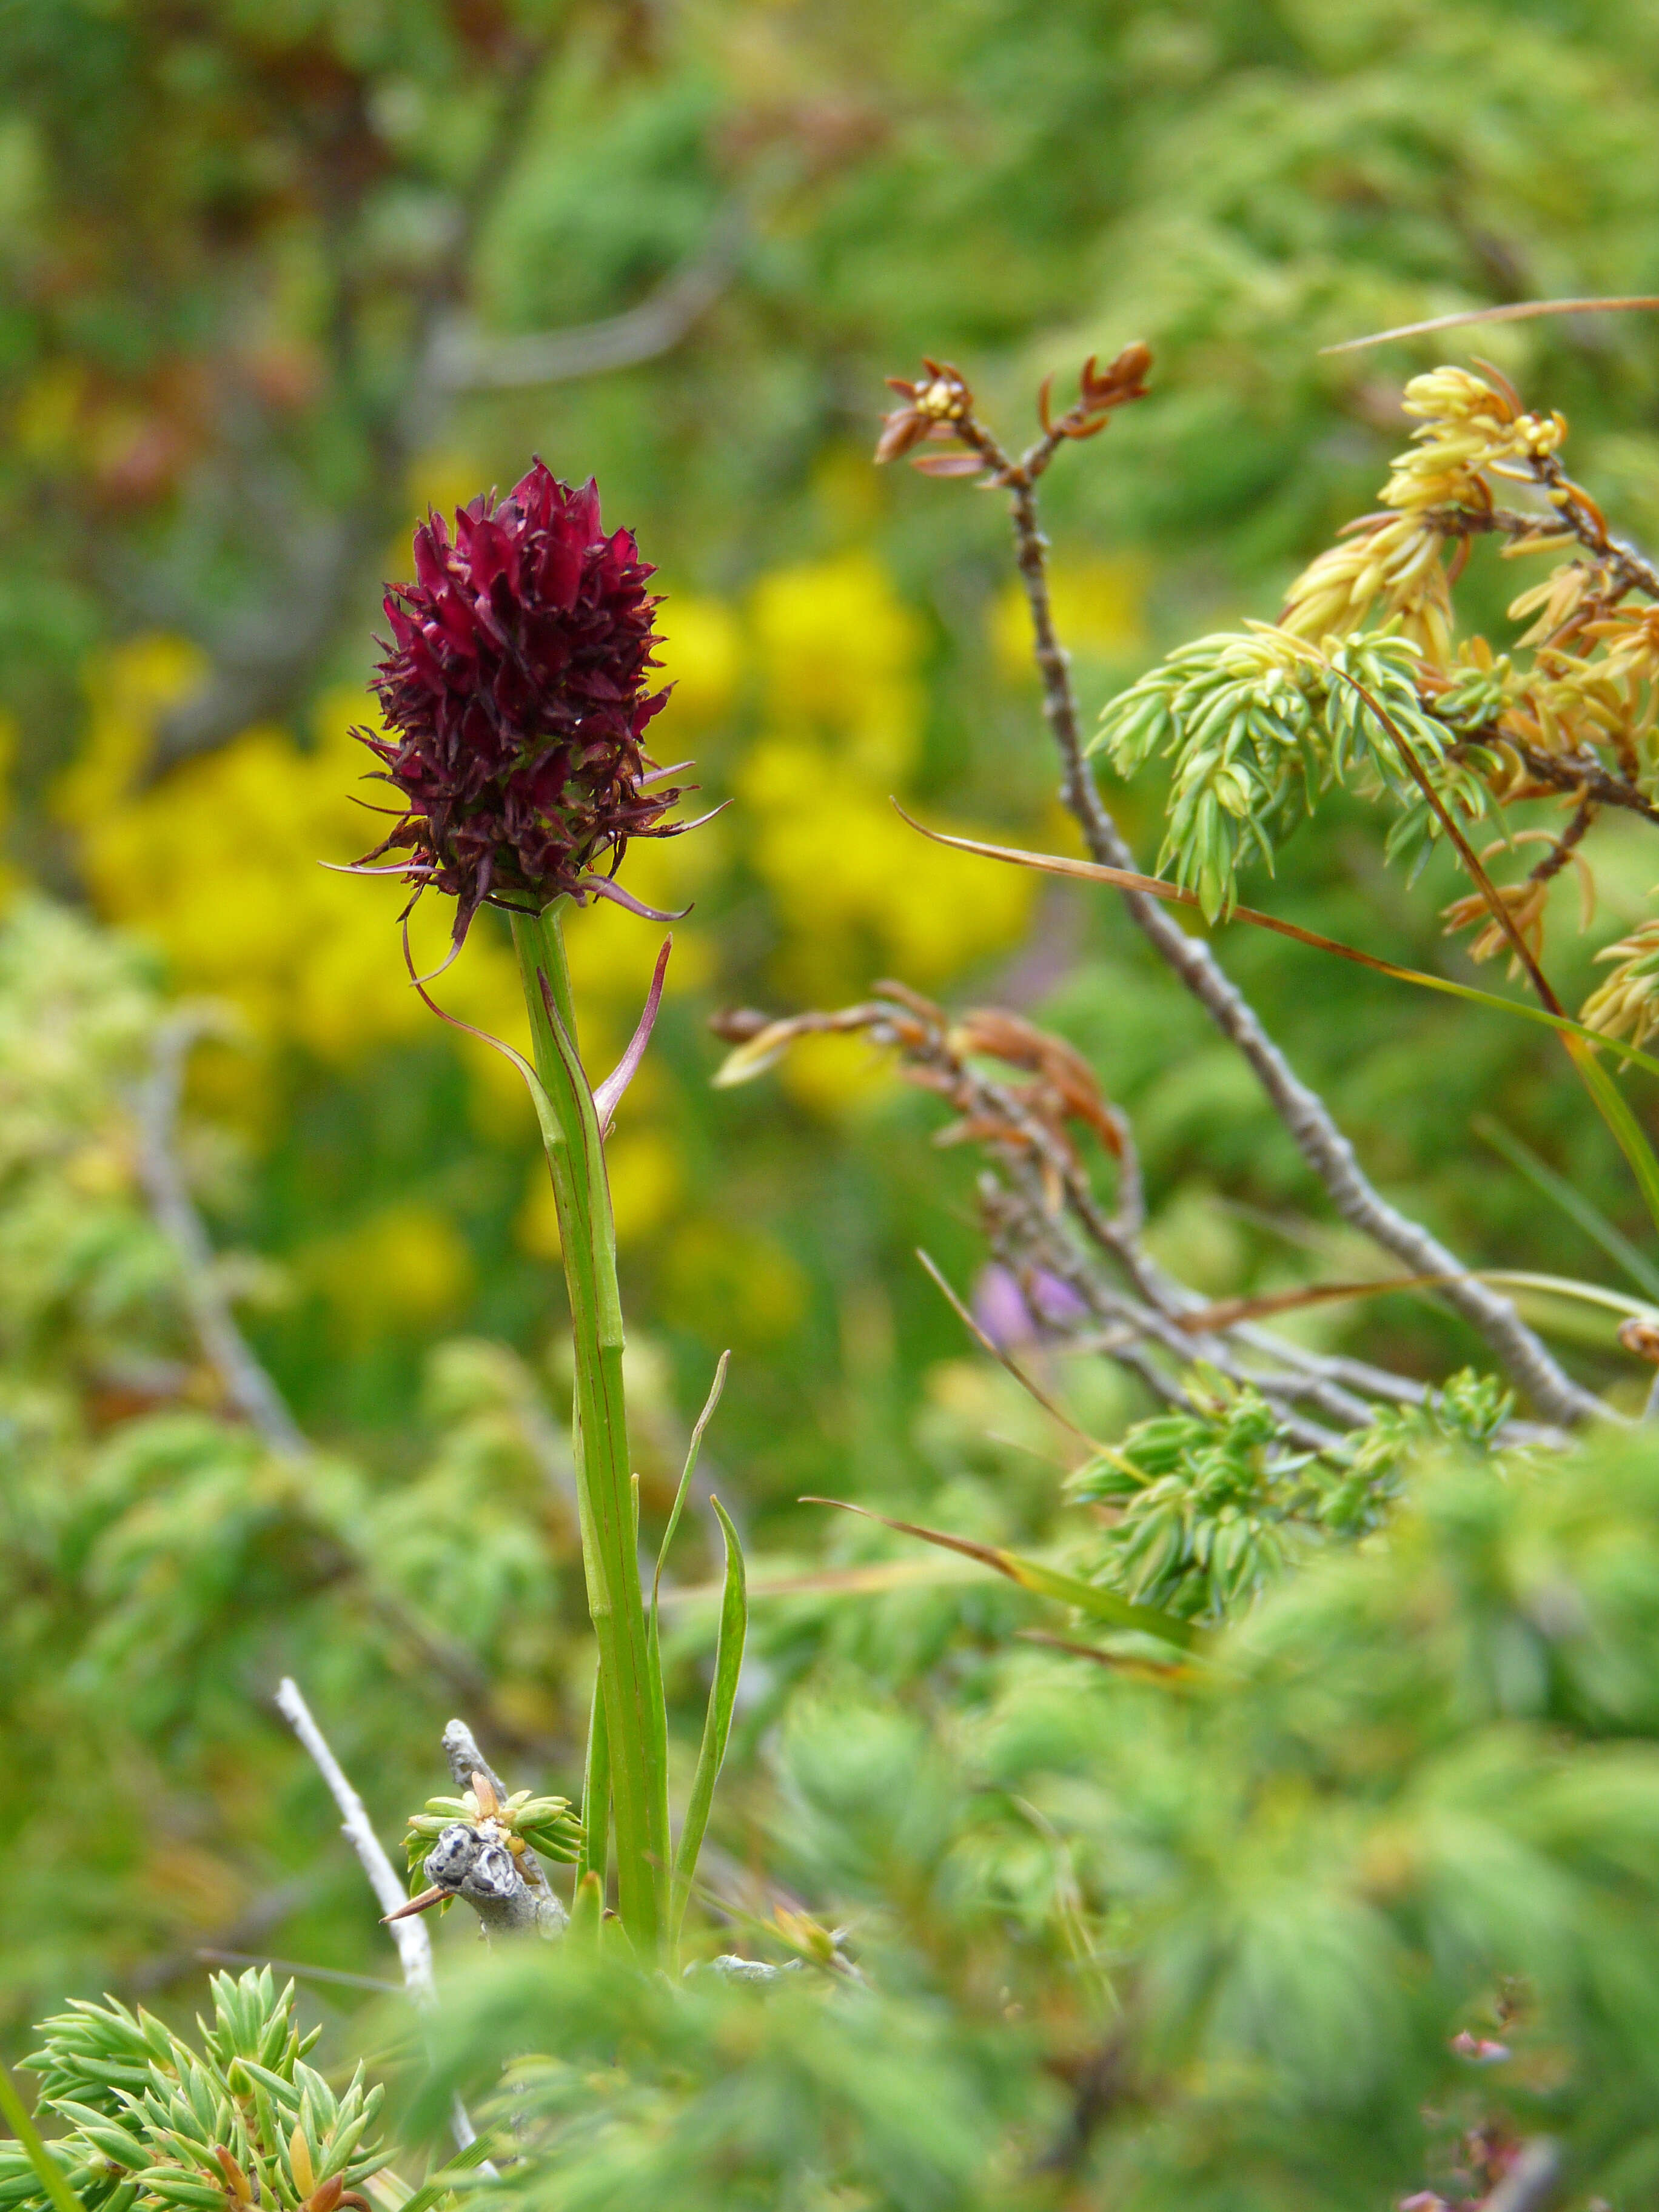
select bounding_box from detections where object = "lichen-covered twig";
[390,1719,571,1942]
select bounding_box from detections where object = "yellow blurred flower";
[752,552,925,779]
[652,595,742,729]
[61,645,531,1105]
[606,1125,685,1247]
[739,736,1032,1004]
[305,1201,475,1344]
[663,1216,808,1342]
[734,553,1034,1019]
[994,555,1148,679]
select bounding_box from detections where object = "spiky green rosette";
[0,1970,383,2212]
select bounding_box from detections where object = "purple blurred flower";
[972,1263,1088,1352]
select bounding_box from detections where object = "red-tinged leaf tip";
[913,453,987,477]
[406,931,466,989]
[594,936,672,1137]
[576,873,692,923]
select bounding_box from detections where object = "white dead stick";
[276,1677,493,2168]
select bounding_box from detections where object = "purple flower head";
[972,1263,1089,1353]
[353,461,692,947]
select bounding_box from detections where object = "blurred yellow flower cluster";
[736,552,1034,1110]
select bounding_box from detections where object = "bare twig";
[274,1678,489,2162]
[124,1881,314,1995]
[1501,741,1659,826]
[717,986,1429,1447]
[914,1246,1100,1445]
[429,207,744,391]
[1526,448,1659,606]
[135,1013,309,1456]
[948,401,1603,1428]
[276,1678,440,1997]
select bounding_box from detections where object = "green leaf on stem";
[569,1869,604,1950]
[654,1350,732,1633]
[801,1498,1199,1650]
[671,1496,747,1946]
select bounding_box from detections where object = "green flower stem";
[512,900,668,1959]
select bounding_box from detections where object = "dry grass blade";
[1335,673,1659,1250]
[655,1556,985,1607]
[1321,297,1659,354]
[889,803,1659,1081]
[1017,1628,1198,1681]
[914,1246,1099,1446]
[1171,1267,1657,1336]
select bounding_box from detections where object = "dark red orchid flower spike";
[351,460,697,951]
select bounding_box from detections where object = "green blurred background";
[5,0,1659,2042]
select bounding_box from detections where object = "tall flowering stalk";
[350,462,740,1962]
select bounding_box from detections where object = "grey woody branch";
[427,206,744,392]
[135,1013,309,1455]
[714,989,1429,1452]
[940,381,1604,1430]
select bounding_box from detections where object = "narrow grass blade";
[1336,671,1659,1265]
[671,1496,747,1948]
[0,2062,86,2212]
[801,1497,1198,1651]
[1563,1034,1659,1248]
[1338,671,1564,1014]
[647,1353,729,1862]
[1474,1115,1659,1302]
[915,1250,1100,1446]
[654,1352,732,1635]
[1321,296,1659,355]
[393,2135,498,2212]
[579,1668,609,1891]
[1168,1265,1656,1335]
[655,1555,986,1608]
[892,808,1659,1084]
